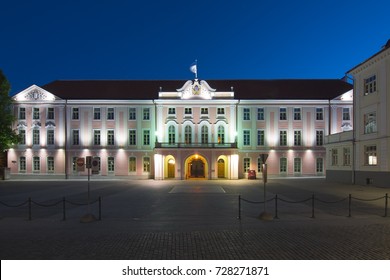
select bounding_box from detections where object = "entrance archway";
[185,154,208,179]
[164,155,176,179]
[217,155,228,179]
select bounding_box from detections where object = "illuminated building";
[8,79,352,179]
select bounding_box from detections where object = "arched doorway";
[185,154,208,179]
[164,155,176,179]
[218,158,225,178]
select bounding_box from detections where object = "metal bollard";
[28,197,32,221]
[62,197,66,221]
[311,194,315,219]
[238,195,241,220]
[98,196,102,221]
[385,193,388,218]
[348,194,352,217]
[274,194,279,219]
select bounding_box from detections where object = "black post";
[99,196,102,221]
[28,197,32,221]
[385,193,388,218]
[311,194,315,219]
[274,194,279,219]
[238,195,241,220]
[348,194,352,217]
[62,197,66,221]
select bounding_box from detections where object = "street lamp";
[259,153,273,220]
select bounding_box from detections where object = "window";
[316,130,324,146]
[129,157,136,172]
[72,157,77,172]
[143,108,150,120]
[33,108,40,120]
[316,108,323,120]
[47,130,55,145]
[19,108,26,119]
[217,126,225,144]
[364,112,377,134]
[129,130,136,145]
[257,108,265,120]
[201,108,208,115]
[184,126,192,144]
[280,108,287,120]
[342,108,350,121]
[257,157,264,173]
[243,108,250,120]
[143,157,150,172]
[94,130,101,145]
[107,130,115,145]
[364,75,376,95]
[143,130,150,145]
[243,130,250,146]
[243,158,250,173]
[365,145,377,165]
[294,158,301,173]
[107,108,114,120]
[94,157,101,172]
[72,130,79,145]
[94,108,101,120]
[294,130,302,146]
[47,156,54,172]
[168,125,175,144]
[33,129,40,145]
[343,147,351,166]
[293,108,301,120]
[108,157,115,172]
[129,108,136,120]
[184,108,192,115]
[19,129,26,145]
[316,158,324,173]
[201,126,208,144]
[217,108,225,115]
[47,108,54,120]
[168,108,175,114]
[257,130,265,146]
[280,158,287,173]
[33,156,40,172]
[19,156,26,172]
[72,108,79,120]
[331,149,338,166]
[280,131,287,146]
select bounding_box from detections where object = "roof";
[347,39,390,74]
[42,79,352,100]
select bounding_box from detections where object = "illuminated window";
[364,75,376,95]
[143,157,150,172]
[217,126,225,144]
[365,145,377,165]
[108,157,115,172]
[129,157,136,172]
[47,156,54,172]
[243,158,250,173]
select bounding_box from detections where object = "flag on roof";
[190,61,197,78]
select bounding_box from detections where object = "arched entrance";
[218,158,225,178]
[185,154,208,179]
[164,155,176,179]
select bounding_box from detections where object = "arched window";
[168,125,175,144]
[201,126,208,144]
[184,125,192,144]
[218,126,225,144]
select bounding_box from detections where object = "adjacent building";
[8,78,352,180]
[326,40,390,187]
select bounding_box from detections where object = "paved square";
[169,185,226,194]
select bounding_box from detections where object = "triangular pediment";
[13,85,61,102]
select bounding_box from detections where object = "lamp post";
[259,153,273,220]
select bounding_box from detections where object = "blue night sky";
[1,0,389,95]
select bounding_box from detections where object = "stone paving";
[0,178,389,260]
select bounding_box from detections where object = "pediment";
[177,79,216,100]
[13,85,61,102]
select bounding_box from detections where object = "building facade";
[326,40,390,187]
[8,79,352,180]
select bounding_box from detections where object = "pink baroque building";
[8,79,352,180]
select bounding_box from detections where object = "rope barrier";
[0,200,29,208]
[351,196,385,202]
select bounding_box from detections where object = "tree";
[0,69,20,167]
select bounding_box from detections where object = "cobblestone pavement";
[1,179,390,260]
